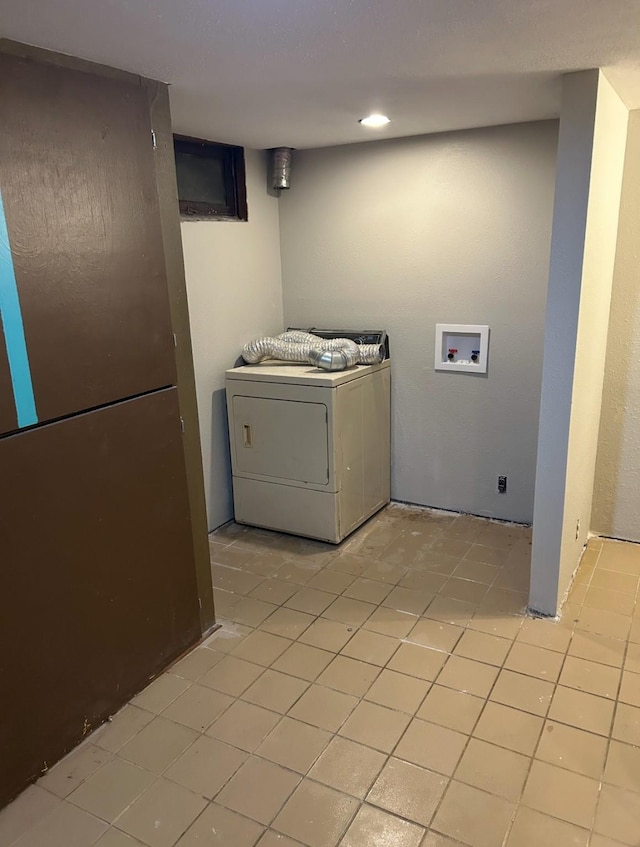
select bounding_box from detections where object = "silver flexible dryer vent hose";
[242,331,384,371]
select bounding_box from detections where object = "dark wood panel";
[147,81,215,631]
[0,53,176,432]
[0,388,200,806]
[0,319,17,433]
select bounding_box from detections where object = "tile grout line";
[586,541,638,847]
[159,531,638,845]
[22,512,637,847]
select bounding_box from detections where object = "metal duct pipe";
[241,331,383,371]
[308,349,352,371]
[271,147,293,190]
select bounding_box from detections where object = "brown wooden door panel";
[0,320,17,433]
[0,387,200,806]
[0,54,176,434]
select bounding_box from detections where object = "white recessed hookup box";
[435,324,490,374]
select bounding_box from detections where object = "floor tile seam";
[468,609,526,640]
[527,627,587,749]
[248,581,313,604]
[390,712,547,803]
[215,761,302,832]
[500,639,576,688]
[296,630,359,654]
[210,528,632,840]
[338,582,390,603]
[281,687,361,734]
[422,636,535,840]
[453,631,522,670]
[508,668,609,820]
[134,670,207,714]
[451,566,503,591]
[589,622,637,839]
[207,584,236,600]
[581,595,638,621]
[189,656,275,703]
[359,681,431,718]
[534,732,610,782]
[515,764,601,837]
[566,639,628,671]
[112,781,210,847]
[478,633,556,810]
[68,768,163,829]
[593,560,640,577]
[361,753,450,832]
[2,796,107,847]
[490,705,550,847]
[323,655,458,832]
[249,642,385,699]
[501,796,595,845]
[427,775,517,847]
[361,612,421,640]
[338,624,404,669]
[114,721,209,779]
[378,593,439,617]
[436,581,492,608]
[208,536,236,550]
[35,746,117,807]
[210,650,364,736]
[160,668,260,735]
[589,566,640,591]
[211,562,261,583]
[443,750,533,806]
[90,713,160,758]
[538,706,616,742]
[319,599,384,629]
[341,799,434,842]
[558,659,624,700]
[435,638,561,702]
[459,549,511,571]
[160,735,249,803]
[190,801,268,845]
[269,784,362,847]
[248,724,337,777]
[258,751,382,802]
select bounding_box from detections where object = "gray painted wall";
[181,149,284,531]
[278,121,558,523]
[530,71,628,615]
[593,109,640,543]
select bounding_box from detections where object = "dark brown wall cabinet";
[0,47,209,807]
[0,54,176,432]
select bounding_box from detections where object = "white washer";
[225,360,391,543]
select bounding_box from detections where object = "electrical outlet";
[576,519,580,540]
[497,475,507,494]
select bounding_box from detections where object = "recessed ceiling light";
[359,114,390,128]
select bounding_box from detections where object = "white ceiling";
[2,0,640,149]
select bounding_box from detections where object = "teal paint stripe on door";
[0,188,37,428]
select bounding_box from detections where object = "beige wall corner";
[530,71,629,616]
[592,109,640,542]
[181,149,284,531]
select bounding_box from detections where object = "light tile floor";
[3,504,640,847]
